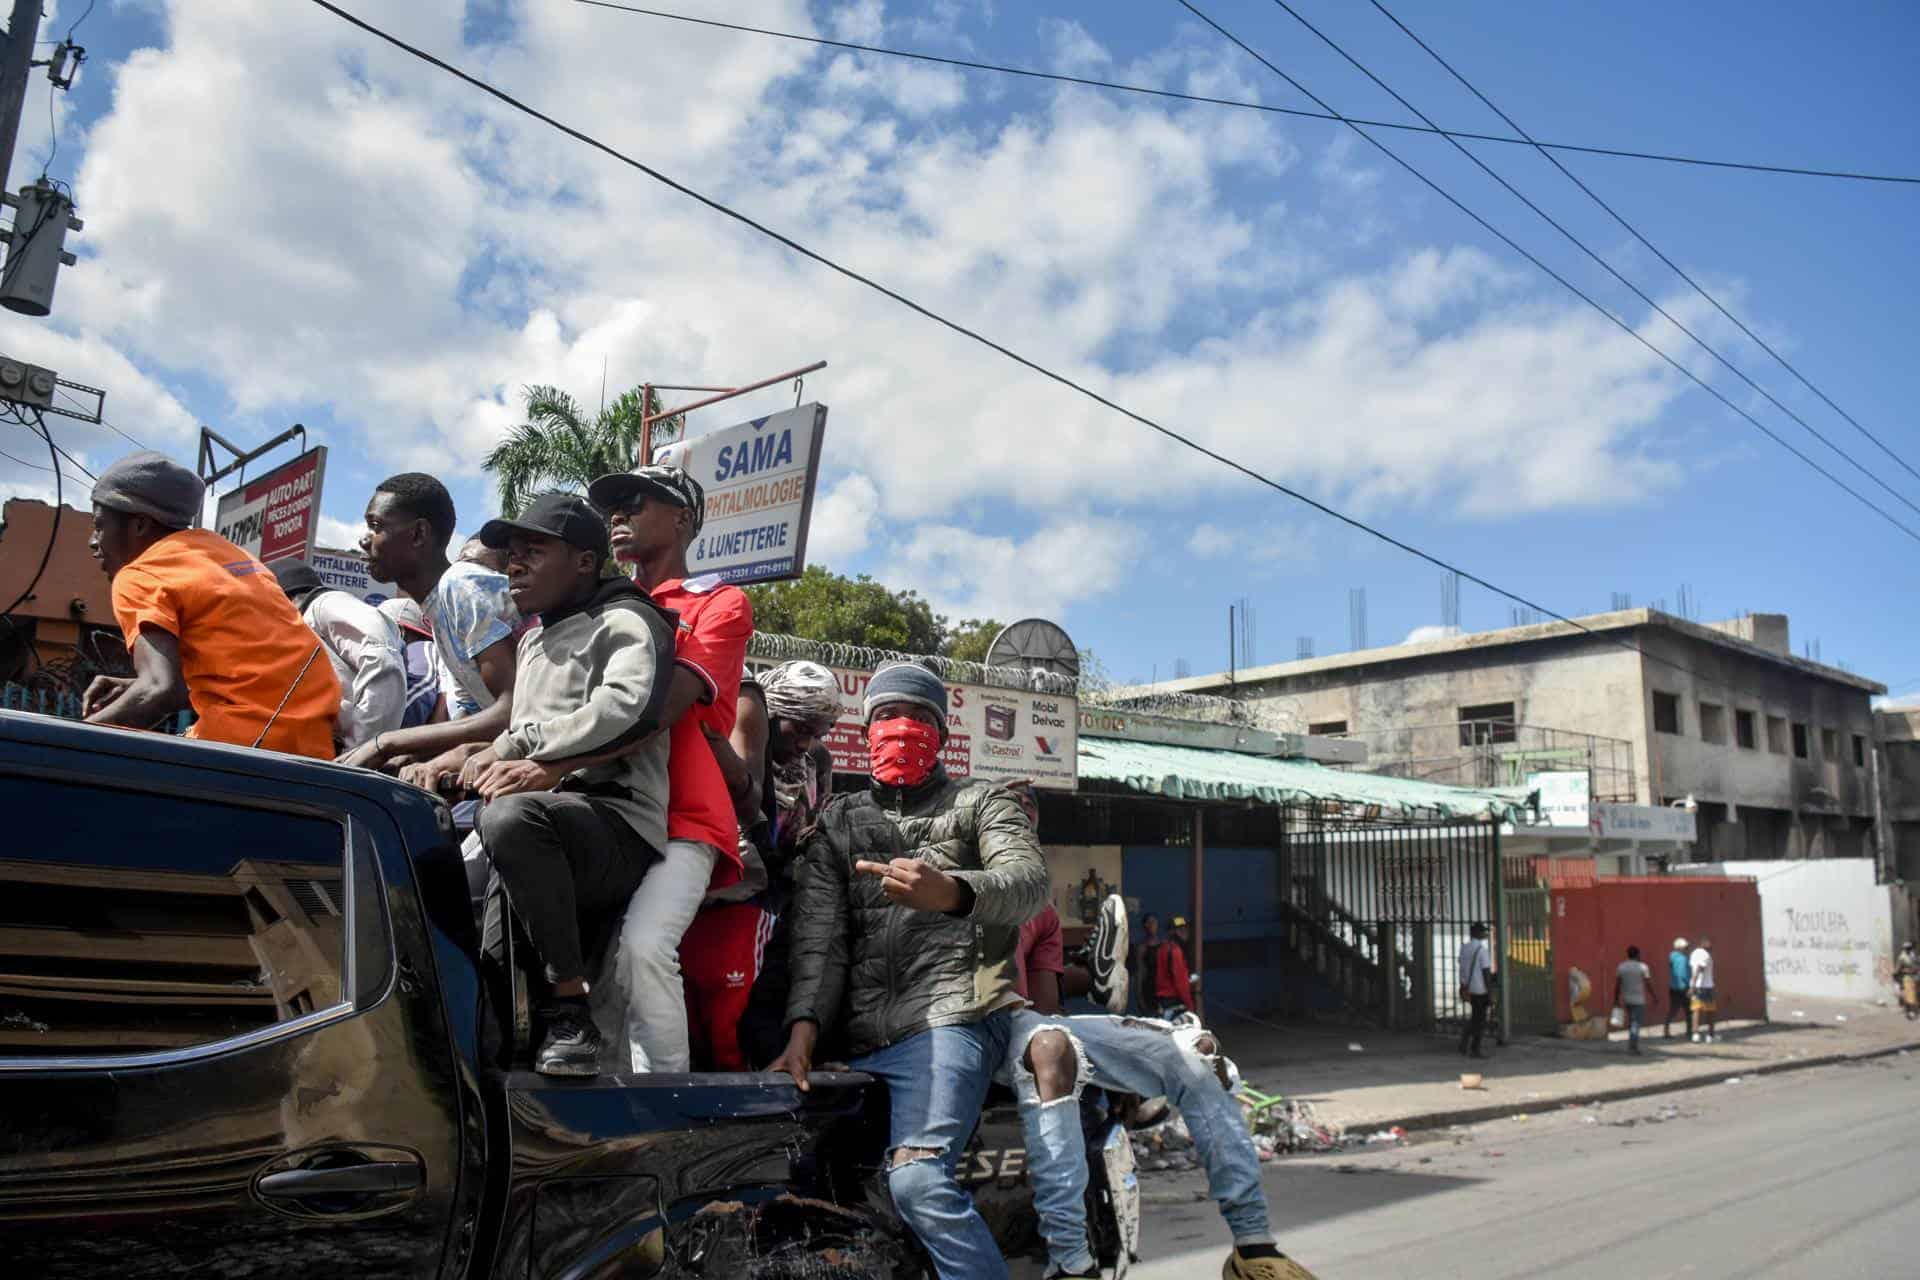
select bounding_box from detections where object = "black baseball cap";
[477,492,611,559]
[587,464,707,534]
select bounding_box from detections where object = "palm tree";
[483,384,685,517]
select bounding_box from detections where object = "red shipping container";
[1550,877,1765,1024]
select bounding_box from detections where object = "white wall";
[1678,860,1894,1001]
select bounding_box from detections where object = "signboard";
[1593,802,1696,843]
[309,546,398,607]
[214,446,327,564]
[745,656,1078,790]
[653,403,827,585]
[1525,769,1593,828]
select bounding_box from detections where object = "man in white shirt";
[1689,938,1718,1043]
[1612,945,1653,1055]
[269,558,407,752]
[1457,922,1494,1058]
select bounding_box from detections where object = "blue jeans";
[1003,1010,1272,1273]
[851,1012,1014,1280]
[1626,1001,1645,1046]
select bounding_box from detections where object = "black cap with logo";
[587,464,707,534]
[477,492,611,560]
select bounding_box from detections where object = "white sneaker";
[1690,1033,1701,1043]
[1087,893,1130,1015]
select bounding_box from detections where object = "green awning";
[1076,736,1529,820]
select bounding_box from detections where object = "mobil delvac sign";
[652,403,827,585]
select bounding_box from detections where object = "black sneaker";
[1087,893,1129,1015]
[535,1001,603,1076]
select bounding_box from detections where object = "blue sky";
[3,1,1916,695]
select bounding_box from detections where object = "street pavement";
[1206,994,1920,1131]
[1126,1054,1920,1279]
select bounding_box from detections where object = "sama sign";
[653,402,827,586]
[213,446,327,564]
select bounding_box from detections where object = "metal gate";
[1497,858,1556,1039]
[1280,803,1499,1032]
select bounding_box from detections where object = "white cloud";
[315,514,363,552]
[1183,520,1313,566]
[1187,523,1236,558]
[885,516,1145,621]
[15,1,1736,622]
[806,472,881,566]
[1402,624,1463,646]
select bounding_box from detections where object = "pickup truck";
[0,710,1137,1278]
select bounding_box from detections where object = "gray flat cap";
[92,450,204,528]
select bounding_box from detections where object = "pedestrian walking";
[1133,911,1162,1013]
[1613,945,1653,1055]
[1458,922,1494,1058]
[1155,915,1196,1017]
[1664,936,1692,1040]
[1689,937,1718,1043]
[1895,942,1918,1020]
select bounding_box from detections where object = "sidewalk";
[1207,995,1920,1134]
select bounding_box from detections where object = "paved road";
[1126,1054,1920,1279]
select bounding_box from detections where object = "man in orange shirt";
[81,451,340,757]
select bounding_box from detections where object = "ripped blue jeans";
[1003,1009,1272,1274]
[850,1010,1014,1280]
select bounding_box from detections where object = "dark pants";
[1460,992,1491,1055]
[478,790,655,984]
[1664,988,1692,1036]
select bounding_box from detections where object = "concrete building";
[0,500,125,698]
[1874,708,1920,885]
[1155,609,1885,863]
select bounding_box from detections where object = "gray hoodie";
[492,578,676,851]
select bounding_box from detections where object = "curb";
[1360,1038,1920,1135]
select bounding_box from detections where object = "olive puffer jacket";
[784,767,1049,1058]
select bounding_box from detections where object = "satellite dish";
[987,618,1080,680]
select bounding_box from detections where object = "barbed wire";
[1084,684,1304,734]
[746,631,1304,730]
[746,632,1079,696]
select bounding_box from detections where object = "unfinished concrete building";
[1157,610,1884,862]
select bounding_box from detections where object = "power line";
[1365,0,1920,491]
[302,0,1843,692]
[1174,1,1920,543]
[1253,0,1920,517]
[15,415,97,481]
[0,442,88,486]
[55,387,146,449]
[570,1,1920,186]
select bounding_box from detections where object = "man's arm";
[84,626,188,728]
[493,608,672,764]
[316,598,407,741]
[944,786,1050,926]
[775,830,850,1091]
[344,634,517,767]
[1025,909,1066,1013]
[1028,969,1064,1016]
[709,686,768,824]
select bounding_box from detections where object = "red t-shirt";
[650,575,752,887]
[1013,905,1066,1003]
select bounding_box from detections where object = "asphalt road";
[1125,1054,1920,1280]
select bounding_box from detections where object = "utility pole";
[0,0,44,195]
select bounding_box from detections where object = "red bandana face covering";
[869,717,941,788]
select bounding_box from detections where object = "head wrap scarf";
[760,660,843,735]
